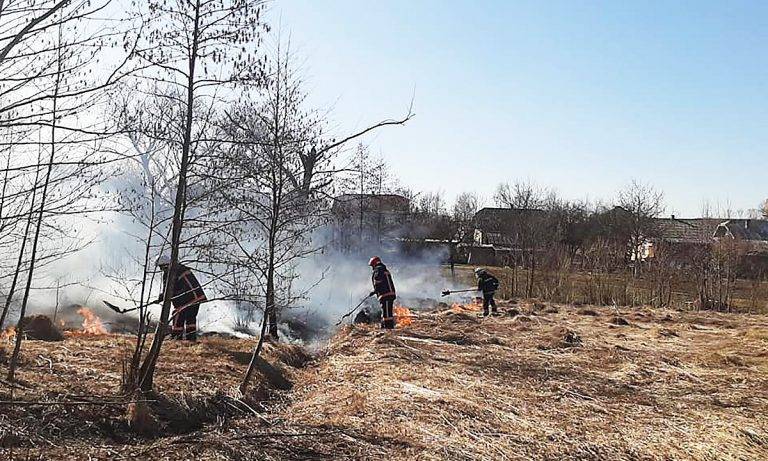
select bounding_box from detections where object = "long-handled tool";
[103,299,160,314]
[335,293,375,326]
[441,288,478,297]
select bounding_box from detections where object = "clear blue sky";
[276,0,767,217]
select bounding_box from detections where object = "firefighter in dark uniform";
[156,255,207,341]
[369,256,396,329]
[475,267,499,316]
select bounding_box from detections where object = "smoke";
[5,202,453,345]
[297,250,446,316]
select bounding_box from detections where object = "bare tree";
[2,10,127,379]
[7,39,67,380]
[211,44,329,344]
[123,0,270,393]
[494,180,546,210]
[452,192,479,241]
[334,144,394,248]
[494,180,548,297]
[617,180,665,276]
[214,41,412,347]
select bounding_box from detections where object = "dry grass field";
[1,300,767,460]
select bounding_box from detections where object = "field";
[445,264,768,313]
[1,301,767,460]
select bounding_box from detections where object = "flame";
[0,326,15,342]
[75,307,108,335]
[394,306,413,327]
[450,303,481,313]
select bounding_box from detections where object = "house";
[472,207,547,247]
[468,207,547,265]
[331,193,410,219]
[329,194,411,251]
[714,219,768,250]
[643,216,768,276]
[644,216,724,259]
[714,219,768,275]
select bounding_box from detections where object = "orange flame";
[75,307,108,335]
[394,306,413,327]
[450,303,481,313]
[0,326,16,342]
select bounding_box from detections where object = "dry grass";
[447,264,768,313]
[1,303,767,460]
[276,302,768,460]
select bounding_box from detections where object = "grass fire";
[0,2,767,460]
[1,298,766,460]
[71,307,109,336]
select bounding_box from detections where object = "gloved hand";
[369,291,376,297]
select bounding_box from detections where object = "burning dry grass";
[72,307,108,336]
[0,302,767,460]
[394,306,413,327]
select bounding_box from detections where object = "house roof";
[714,220,768,255]
[654,218,724,244]
[474,207,546,229]
[331,194,410,214]
[715,219,768,241]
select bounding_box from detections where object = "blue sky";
[276,0,767,216]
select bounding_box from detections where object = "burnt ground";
[1,302,767,460]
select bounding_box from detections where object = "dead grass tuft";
[609,316,631,326]
[539,326,582,350]
[20,315,64,341]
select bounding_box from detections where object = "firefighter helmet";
[156,254,171,267]
[474,267,487,276]
[368,256,382,267]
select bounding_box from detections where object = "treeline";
[340,163,767,312]
[440,180,766,312]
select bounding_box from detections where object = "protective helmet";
[474,267,487,276]
[156,254,171,267]
[368,256,382,267]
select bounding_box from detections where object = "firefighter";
[369,256,396,329]
[475,267,499,316]
[156,255,207,341]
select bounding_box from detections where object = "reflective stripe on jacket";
[371,263,396,301]
[162,265,207,310]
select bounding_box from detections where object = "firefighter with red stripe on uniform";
[156,255,207,341]
[369,256,397,329]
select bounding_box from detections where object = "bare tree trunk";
[240,307,269,393]
[527,243,536,298]
[7,47,62,380]
[511,253,517,297]
[0,149,11,222]
[138,0,202,393]
[266,268,278,340]
[125,186,158,391]
[0,191,36,330]
[53,279,61,322]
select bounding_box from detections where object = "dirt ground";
[1,301,767,460]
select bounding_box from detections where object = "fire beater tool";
[103,298,216,315]
[441,288,478,297]
[335,293,375,326]
[102,299,161,314]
